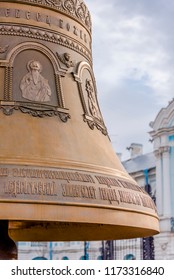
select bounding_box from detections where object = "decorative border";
[2,0,92,32]
[0,102,71,122]
[83,114,108,136]
[7,41,67,105]
[74,61,108,136]
[0,24,91,63]
[0,42,71,122]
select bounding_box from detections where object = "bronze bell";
[0,0,159,251]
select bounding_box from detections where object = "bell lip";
[8,221,160,242]
[0,200,158,220]
[1,202,159,241]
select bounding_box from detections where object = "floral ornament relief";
[45,0,62,7]
[64,0,75,14]
[76,2,86,19]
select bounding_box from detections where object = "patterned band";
[3,0,92,31]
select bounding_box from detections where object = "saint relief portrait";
[20,60,52,102]
[86,79,101,120]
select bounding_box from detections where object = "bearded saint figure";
[20,60,52,102]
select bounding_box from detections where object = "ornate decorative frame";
[73,61,107,135]
[0,24,91,63]
[0,42,70,122]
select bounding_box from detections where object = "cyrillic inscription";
[12,168,95,183]
[118,190,141,206]
[0,8,89,45]
[0,165,157,212]
[99,187,119,204]
[4,180,57,197]
[139,195,156,210]
[95,174,145,194]
[119,180,147,194]
[0,168,8,177]
[62,184,96,199]
[95,175,121,187]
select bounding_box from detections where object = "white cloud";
[85,0,174,158]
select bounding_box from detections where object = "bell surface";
[0,0,159,241]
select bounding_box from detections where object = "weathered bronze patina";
[0,0,159,257]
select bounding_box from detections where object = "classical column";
[154,150,163,216]
[161,146,171,218]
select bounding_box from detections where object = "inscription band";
[0,165,157,213]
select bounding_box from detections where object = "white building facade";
[18,100,174,260]
[149,99,174,259]
[18,241,102,260]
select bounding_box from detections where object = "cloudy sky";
[85,0,174,160]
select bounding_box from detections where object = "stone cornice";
[154,146,170,158]
[149,126,174,139]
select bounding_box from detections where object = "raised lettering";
[0,8,89,45]
[15,9,20,18]
[140,195,156,211]
[118,180,142,193]
[99,188,119,204]
[73,26,78,36]
[66,23,70,31]
[5,9,10,17]
[26,11,31,20]
[95,176,120,187]
[0,168,8,177]
[3,180,57,197]
[118,190,141,206]
[36,13,41,21]
[46,16,51,25]
[84,33,87,43]
[59,19,63,28]
[80,30,83,39]
[62,184,96,199]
